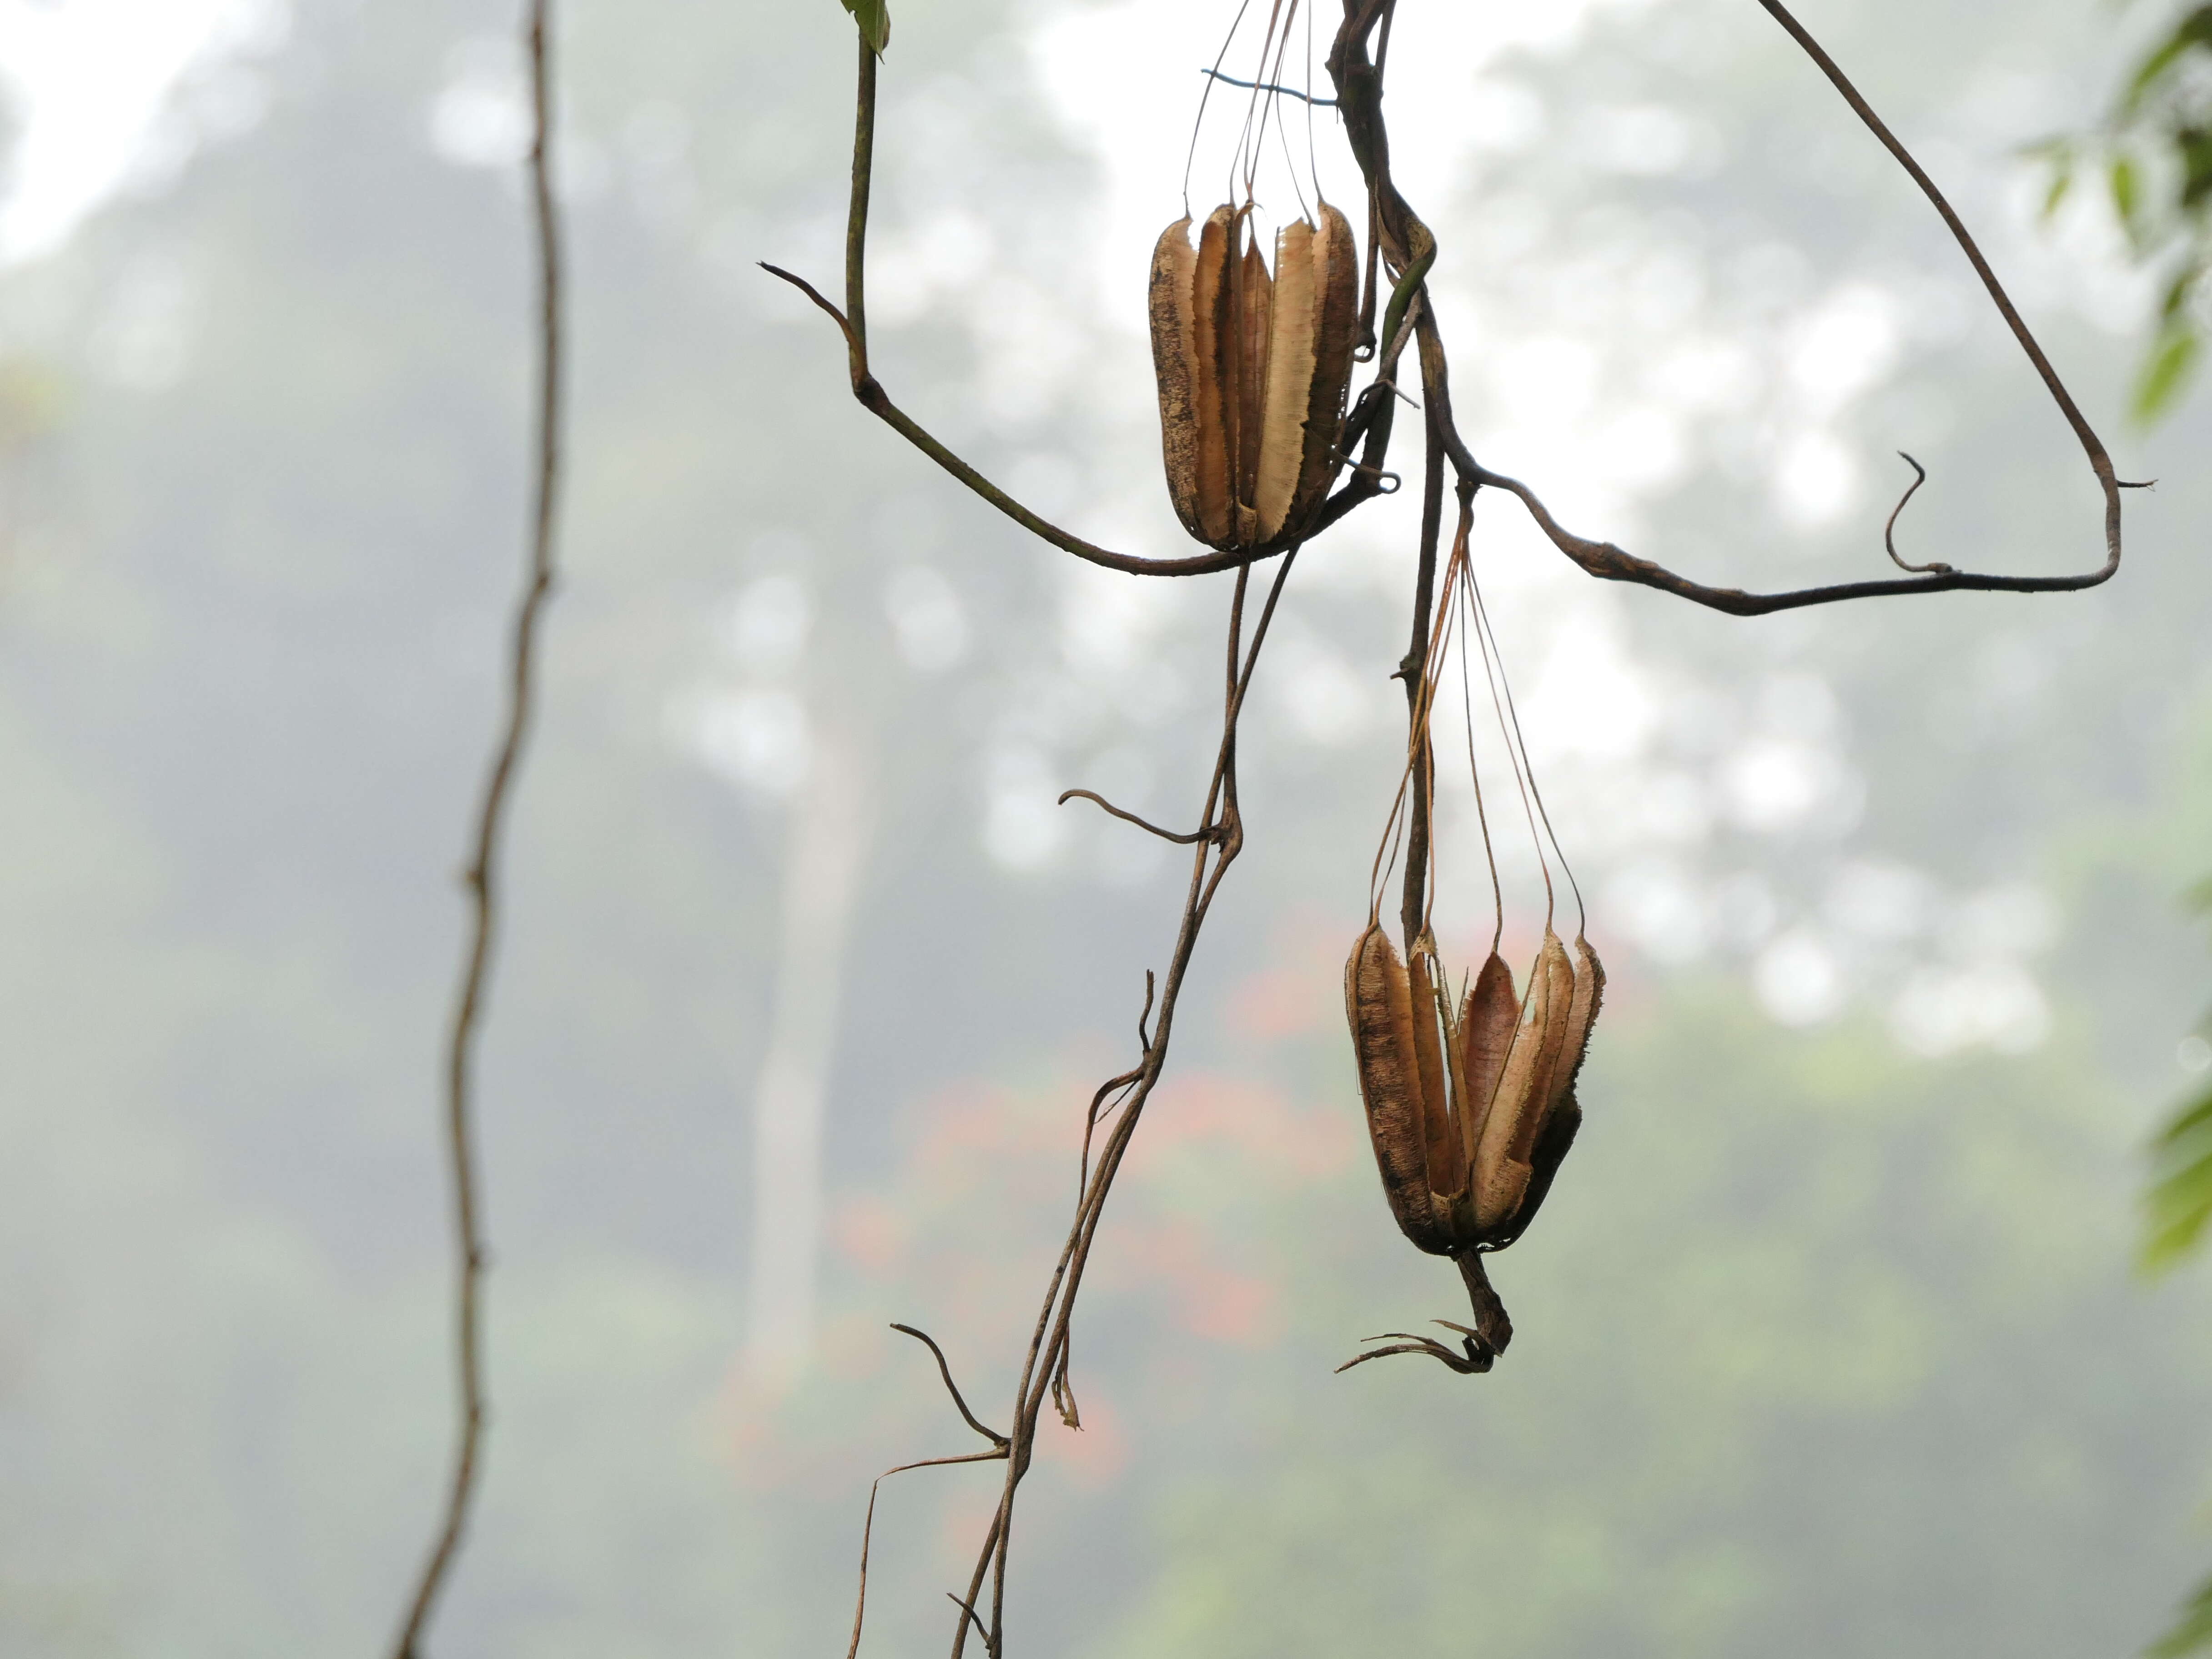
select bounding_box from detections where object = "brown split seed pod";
[1469,931,1572,1232]
[1149,201,1359,554]
[1346,924,1604,1257]
[1344,922,1453,1255]
[1454,950,1519,1173]
[1488,935,1605,1250]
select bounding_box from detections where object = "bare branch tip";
[1881,451,1954,575]
[1058,788,1216,845]
[1199,66,1338,107]
[947,1593,991,1649]
[759,260,862,350]
[1336,1329,1496,1375]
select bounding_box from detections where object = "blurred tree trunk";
[744,715,873,1377]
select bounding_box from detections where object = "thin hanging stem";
[1465,560,1554,929]
[1264,1,1314,223]
[1467,563,1585,934]
[388,1,563,1654]
[1452,561,1505,952]
[1397,404,1447,947]
[1186,0,1259,215]
[946,553,1298,1657]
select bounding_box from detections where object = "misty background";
[3,0,2211,1653]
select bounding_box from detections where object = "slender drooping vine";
[762,1,2144,1652]
[388,1,564,1653]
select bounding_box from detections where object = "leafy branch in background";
[2143,880,2212,1276]
[2038,3,2212,419]
[2046,12,2212,1657]
[2144,877,2212,1659]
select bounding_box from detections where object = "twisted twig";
[1325,0,2141,625]
[1057,788,1218,845]
[387,1,563,1652]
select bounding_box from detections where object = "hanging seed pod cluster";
[780,0,2143,1641]
[1136,28,1605,1377]
[1332,510,1606,1375]
[1148,203,1359,553]
[1345,924,1600,1266]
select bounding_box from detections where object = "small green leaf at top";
[840,0,890,55]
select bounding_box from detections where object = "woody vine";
[763,1,2141,1653]
[386,0,2148,1655]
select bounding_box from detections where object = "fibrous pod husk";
[1454,950,1519,1176]
[1470,930,1576,1234]
[1344,923,1605,1257]
[1344,922,1453,1255]
[1149,201,1358,553]
[1404,931,1455,1203]
[1488,935,1604,1250]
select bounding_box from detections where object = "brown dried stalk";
[387,1,563,1653]
[768,0,2147,1649]
[1327,0,2145,624]
[759,40,1396,580]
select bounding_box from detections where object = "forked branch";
[1323,0,2142,620]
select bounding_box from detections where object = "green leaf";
[2040,153,2076,220]
[2132,322,2201,423]
[2153,1088,2212,1154]
[2149,1568,2212,1659]
[2121,5,2212,118]
[2182,127,2212,211]
[2112,155,2144,236]
[2163,271,2197,324]
[2142,1081,2212,1275]
[839,0,890,55]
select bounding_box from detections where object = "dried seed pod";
[1343,923,1453,1255]
[1148,213,1208,540]
[1454,950,1518,1175]
[1545,935,1604,1128]
[1433,954,1477,1203]
[1348,923,1604,1264]
[1471,930,1576,1234]
[1404,931,1455,1200]
[1150,201,1358,553]
[1490,1096,1581,1252]
[1488,936,1604,1247]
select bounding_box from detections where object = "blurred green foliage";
[2145,870,2212,1657]
[2143,879,2212,1275]
[2038,3,2212,419]
[2074,33,2212,1655]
